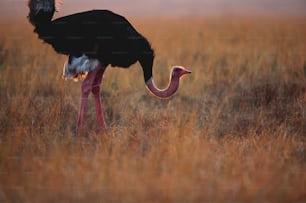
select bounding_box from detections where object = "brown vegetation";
[0,17,305,202]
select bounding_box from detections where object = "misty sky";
[1,0,306,18]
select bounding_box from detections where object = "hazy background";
[1,0,306,19]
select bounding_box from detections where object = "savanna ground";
[0,16,305,203]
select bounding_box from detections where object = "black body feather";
[29,5,154,82]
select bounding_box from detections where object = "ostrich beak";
[182,68,192,75]
[185,69,192,74]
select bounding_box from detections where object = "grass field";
[0,16,305,202]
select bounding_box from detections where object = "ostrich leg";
[91,64,107,128]
[77,64,106,132]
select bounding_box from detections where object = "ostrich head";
[172,66,192,78]
[145,66,191,99]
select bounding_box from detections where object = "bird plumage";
[28,0,57,25]
[28,1,154,81]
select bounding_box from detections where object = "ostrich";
[28,0,191,132]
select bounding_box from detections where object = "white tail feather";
[63,55,99,81]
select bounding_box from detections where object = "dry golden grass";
[0,17,305,202]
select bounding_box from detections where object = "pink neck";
[146,74,180,98]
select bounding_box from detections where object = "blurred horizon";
[1,0,306,20]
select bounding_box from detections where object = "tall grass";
[0,17,305,202]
